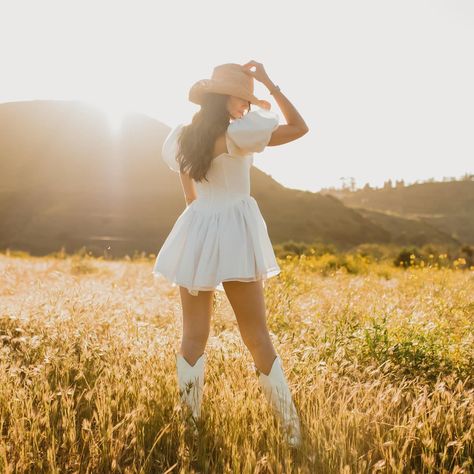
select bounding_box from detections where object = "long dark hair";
[176,93,251,182]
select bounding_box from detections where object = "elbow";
[299,126,310,136]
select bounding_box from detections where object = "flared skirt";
[152,194,281,296]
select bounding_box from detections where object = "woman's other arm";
[179,170,198,206]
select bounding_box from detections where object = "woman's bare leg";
[222,279,277,376]
[178,287,214,366]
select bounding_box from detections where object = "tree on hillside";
[349,177,356,192]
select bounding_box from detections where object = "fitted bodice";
[194,129,255,201]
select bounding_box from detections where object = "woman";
[152,60,309,447]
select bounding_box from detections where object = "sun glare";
[87,100,136,134]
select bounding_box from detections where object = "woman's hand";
[241,61,273,109]
[241,60,271,85]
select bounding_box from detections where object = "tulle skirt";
[152,194,281,296]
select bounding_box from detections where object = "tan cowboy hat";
[188,63,266,107]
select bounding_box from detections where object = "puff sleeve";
[226,108,279,154]
[161,124,184,172]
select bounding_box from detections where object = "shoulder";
[163,123,185,149]
[228,108,279,135]
[226,108,280,154]
[161,123,185,172]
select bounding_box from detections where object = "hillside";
[323,180,474,245]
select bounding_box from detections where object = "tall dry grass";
[0,251,473,473]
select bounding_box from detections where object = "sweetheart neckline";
[212,132,232,160]
[212,153,252,161]
[212,152,231,160]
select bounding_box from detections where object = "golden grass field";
[0,250,473,473]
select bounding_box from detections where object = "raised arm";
[241,60,309,146]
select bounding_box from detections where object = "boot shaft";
[176,352,206,420]
[256,355,302,448]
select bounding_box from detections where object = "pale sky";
[1,0,473,192]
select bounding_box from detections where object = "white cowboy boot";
[256,355,302,448]
[176,352,206,425]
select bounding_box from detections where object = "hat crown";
[211,63,254,94]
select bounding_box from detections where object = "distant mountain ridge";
[0,100,470,257]
[322,180,474,245]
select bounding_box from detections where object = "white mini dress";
[152,107,281,296]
